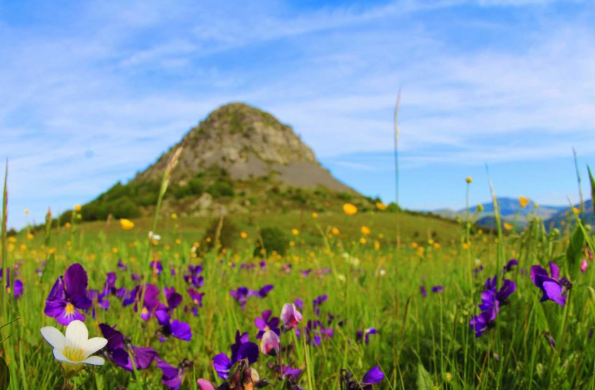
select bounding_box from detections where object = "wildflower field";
[2,171,595,390]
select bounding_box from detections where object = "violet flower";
[230,287,250,310]
[1,268,23,299]
[44,263,92,325]
[431,286,443,294]
[341,366,384,390]
[156,358,193,390]
[420,285,427,298]
[255,310,280,339]
[249,284,274,299]
[183,265,204,288]
[469,276,516,337]
[213,331,259,380]
[531,262,572,306]
[123,284,160,321]
[99,323,158,371]
[356,328,378,343]
[313,295,327,316]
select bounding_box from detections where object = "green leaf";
[417,363,434,390]
[566,226,585,277]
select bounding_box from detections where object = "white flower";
[148,231,161,241]
[40,320,107,366]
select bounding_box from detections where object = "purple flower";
[123,284,161,321]
[282,365,302,380]
[1,268,23,299]
[294,298,303,312]
[420,285,427,298]
[187,288,204,316]
[250,284,274,299]
[313,294,327,316]
[503,259,518,273]
[342,366,384,390]
[183,265,204,288]
[117,258,128,271]
[431,286,443,294]
[300,269,312,277]
[299,320,333,346]
[99,323,158,371]
[212,331,259,380]
[531,262,572,306]
[155,287,183,325]
[356,328,378,343]
[158,319,192,342]
[230,286,250,309]
[156,358,193,390]
[150,260,163,276]
[44,263,92,325]
[470,276,516,337]
[362,366,385,387]
[255,310,281,339]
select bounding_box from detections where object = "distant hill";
[544,199,594,228]
[432,197,571,229]
[75,102,378,221]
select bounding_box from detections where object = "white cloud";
[0,0,594,228]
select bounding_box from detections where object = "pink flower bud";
[280,303,302,329]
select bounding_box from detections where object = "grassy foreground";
[1,200,595,390]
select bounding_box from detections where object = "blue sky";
[1,0,594,229]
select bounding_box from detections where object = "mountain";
[432,197,568,228]
[135,103,353,192]
[78,102,371,220]
[544,200,594,228]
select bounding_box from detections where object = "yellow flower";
[433,242,440,249]
[374,241,380,250]
[519,196,530,208]
[503,222,513,231]
[572,207,581,215]
[20,244,26,251]
[376,202,388,211]
[112,247,118,254]
[65,222,72,229]
[466,176,473,184]
[8,237,16,243]
[292,229,299,236]
[477,204,484,212]
[240,232,248,239]
[175,239,182,245]
[120,219,134,230]
[361,226,371,235]
[411,242,418,249]
[74,205,82,212]
[24,209,30,215]
[311,212,318,219]
[171,213,178,220]
[331,227,340,235]
[360,237,367,244]
[343,203,357,216]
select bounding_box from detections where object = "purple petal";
[362,366,384,385]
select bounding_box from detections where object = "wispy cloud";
[0,0,594,227]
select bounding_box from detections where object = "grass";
[1,164,595,389]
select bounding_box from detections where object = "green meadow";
[2,170,595,390]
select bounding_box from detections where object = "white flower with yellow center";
[40,320,107,366]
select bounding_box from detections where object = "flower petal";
[84,337,108,356]
[82,356,105,366]
[65,320,88,348]
[40,327,66,350]
[53,348,74,364]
